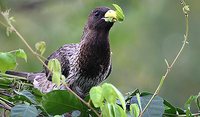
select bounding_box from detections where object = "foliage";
[0,1,200,117]
[0,49,27,73]
[47,59,62,86]
[0,52,16,73]
[0,79,199,117]
[41,90,84,115]
[90,83,127,117]
[35,41,46,56]
[11,104,39,117]
[112,4,125,21]
[103,4,125,23]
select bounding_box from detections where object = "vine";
[139,0,190,116]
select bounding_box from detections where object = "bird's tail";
[5,71,44,83]
[5,71,58,93]
[5,71,29,78]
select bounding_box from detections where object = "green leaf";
[130,95,164,117]
[0,77,13,84]
[48,59,62,86]
[112,104,116,117]
[0,52,17,73]
[176,107,185,115]
[196,93,200,110]
[102,83,126,111]
[125,89,140,102]
[163,101,185,116]
[0,78,13,89]
[32,88,44,97]
[114,104,127,117]
[89,86,104,108]
[52,72,61,86]
[163,100,177,115]
[48,59,61,72]
[16,49,27,62]
[11,104,39,117]
[31,88,44,103]
[14,90,37,104]
[184,94,200,117]
[101,103,126,117]
[41,90,84,115]
[101,103,113,117]
[136,93,142,111]
[112,4,125,21]
[130,104,140,117]
[102,83,117,104]
[35,41,46,55]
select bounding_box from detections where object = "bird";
[6,6,118,98]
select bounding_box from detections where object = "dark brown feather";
[6,7,115,97]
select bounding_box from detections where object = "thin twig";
[64,84,101,117]
[139,0,189,116]
[9,24,48,68]
[0,11,49,70]
[34,52,48,61]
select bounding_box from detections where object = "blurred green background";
[0,0,199,110]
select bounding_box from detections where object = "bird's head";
[87,7,117,31]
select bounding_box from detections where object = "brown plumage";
[6,7,115,97]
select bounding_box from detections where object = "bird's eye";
[94,11,100,17]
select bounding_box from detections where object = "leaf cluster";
[1,79,199,117]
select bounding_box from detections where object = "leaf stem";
[139,0,189,116]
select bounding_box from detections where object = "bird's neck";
[78,29,111,77]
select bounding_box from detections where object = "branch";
[139,0,190,116]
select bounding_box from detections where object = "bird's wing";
[43,43,79,80]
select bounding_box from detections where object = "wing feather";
[43,44,79,80]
